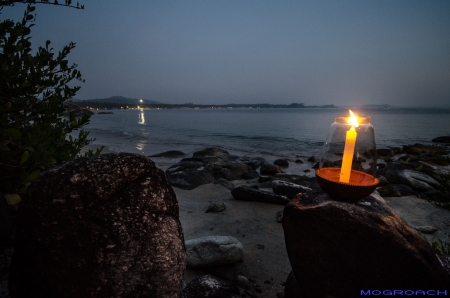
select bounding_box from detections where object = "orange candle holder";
[316,168,379,202]
[317,111,378,202]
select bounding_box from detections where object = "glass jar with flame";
[315,110,379,202]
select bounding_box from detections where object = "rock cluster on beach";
[161,142,450,297]
[162,142,450,205]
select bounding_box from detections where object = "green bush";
[0,4,99,203]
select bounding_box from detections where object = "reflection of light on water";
[138,111,145,125]
[136,142,145,152]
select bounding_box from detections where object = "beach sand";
[83,145,450,297]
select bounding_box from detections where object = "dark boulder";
[150,150,186,158]
[282,192,450,297]
[166,160,215,190]
[259,176,272,183]
[272,180,312,199]
[413,143,447,155]
[432,136,450,143]
[182,275,240,298]
[391,147,403,154]
[377,148,394,156]
[377,184,402,197]
[404,143,447,155]
[405,146,423,155]
[274,159,289,167]
[242,170,260,180]
[239,157,267,169]
[398,155,419,163]
[9,153,186,298]
[231,186,290,205]
[260,163,282,175]
[384,162,439,191]
[393,184,417,196]
[181,155,233,166]
[213,162,252,181]
[193,147,229,158]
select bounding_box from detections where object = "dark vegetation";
[0,1,99,204]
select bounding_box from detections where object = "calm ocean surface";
[81,107,450,163]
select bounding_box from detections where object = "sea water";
[79,107,450,166]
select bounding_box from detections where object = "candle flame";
[348,110,359,128]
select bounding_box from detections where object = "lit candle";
[340,110,359,183]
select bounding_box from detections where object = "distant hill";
[72,96,161,105]
[359,104,391,109]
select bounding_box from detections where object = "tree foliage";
[0,4,98,202]
[0,0,83,10]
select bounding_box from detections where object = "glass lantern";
[315,111,379,202]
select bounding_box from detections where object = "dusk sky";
[3,1,450,107]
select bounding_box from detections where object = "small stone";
[295,159,304,164]
[214,178,235,190]
[185,236,244,269]
[205,200,226,213]
[274,159,289,167]
[236,275,251,289]
[256,244,265,250]
[307,156,316,162]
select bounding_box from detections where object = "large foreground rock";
[185,236,243,269]
[9,153,186,298]
[282,191,450,297]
